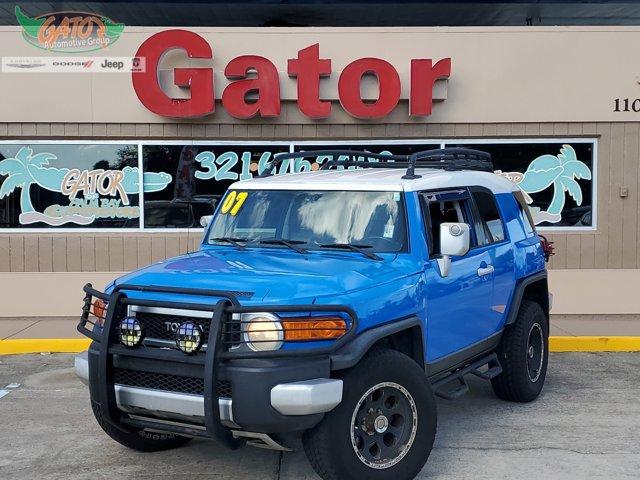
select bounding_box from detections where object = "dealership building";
[0,1,638,321]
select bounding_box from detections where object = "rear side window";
[513,190,536,236]
[471,190,505,245]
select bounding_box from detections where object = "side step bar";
[431,353,503,400]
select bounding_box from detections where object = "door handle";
[477,265,494,277]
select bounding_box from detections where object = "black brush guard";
[77,282,358,448]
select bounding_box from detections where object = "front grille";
[135,311,242,350]
[217,380,233,398]
[135,311,212,342]
[114,369,232,397]
[223,317,242,345]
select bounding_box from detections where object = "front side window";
[422,194,474,257]
[207,190,407,253]
[472,190,505,245]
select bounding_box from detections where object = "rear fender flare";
[505,271,549,325]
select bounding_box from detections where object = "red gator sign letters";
[132,29,451,120]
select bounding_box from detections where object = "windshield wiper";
[210,236,249,249]
[258,238,307,254]
[319,243,383,261]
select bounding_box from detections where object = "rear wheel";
[492,300,549,402]
[91,401,193,452]
[302,349,437,480]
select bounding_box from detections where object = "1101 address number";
[614,98,640,112]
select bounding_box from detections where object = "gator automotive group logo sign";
[15,5,124,52]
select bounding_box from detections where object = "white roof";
[230,168,519,194]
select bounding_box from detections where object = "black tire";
[302,349,437,480]
[91,401,193,452]
[491,300,549,402]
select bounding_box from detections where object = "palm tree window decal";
[0,146,53,221]
[495,144,592,225]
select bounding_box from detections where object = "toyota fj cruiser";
[75,148,551,480]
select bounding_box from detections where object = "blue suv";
[76,148,551,480]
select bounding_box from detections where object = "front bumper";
[75,350,342,427]
[76,283,355,446]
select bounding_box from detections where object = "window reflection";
[208,190,407,253]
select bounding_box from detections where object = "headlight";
[119,316,143,347]
[242,313,283,351]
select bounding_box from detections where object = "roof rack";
[259,148,493,179]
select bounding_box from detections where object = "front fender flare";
[329,316,422,371]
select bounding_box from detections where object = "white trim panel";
[270,378,343,415]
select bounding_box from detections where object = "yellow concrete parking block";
[1,336,640,355]
[549,336,640,352]
[0,338,91,355]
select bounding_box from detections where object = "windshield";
[207,190,407,253]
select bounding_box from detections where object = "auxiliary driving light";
[119,316,143,347]
[175,321,204,354]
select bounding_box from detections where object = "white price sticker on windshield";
[384,223,395,238]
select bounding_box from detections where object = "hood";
[113,247,419,304]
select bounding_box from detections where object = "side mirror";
[437,222,470,277]
[200,215,213,228]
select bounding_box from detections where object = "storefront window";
[0,139,596,231]
[0,143,140,228]
[141,144,290,228]
[444,142,595,228]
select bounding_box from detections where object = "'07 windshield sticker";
[220,191,248,216]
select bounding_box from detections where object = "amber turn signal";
[282,317,347,341]
[91,299,108,325]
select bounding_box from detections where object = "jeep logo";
[101,59,125,70]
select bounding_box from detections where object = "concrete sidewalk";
[1,314,640,340]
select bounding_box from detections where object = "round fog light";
[119,316,143,347]
[175,321,204,354]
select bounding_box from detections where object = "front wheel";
[302,349,437,480]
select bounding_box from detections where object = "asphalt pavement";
[0,352,638,480]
